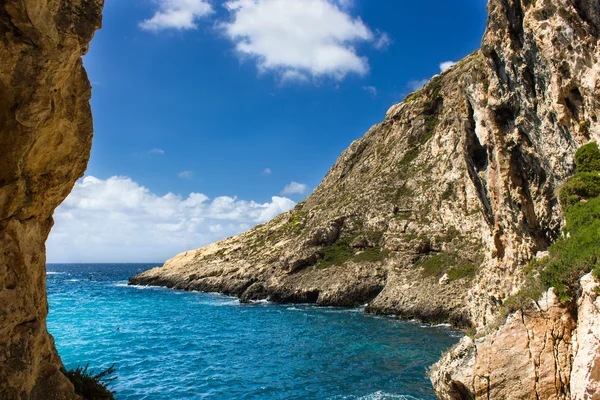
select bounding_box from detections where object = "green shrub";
[446,263,478,281]
[415,253,456,278]
[502,269,546,312]
[559,172,600,208]
[575,142,600,173]
[524,144,600,304]
[316,237,354,269]
[535,197,600,302]
[354,247,390,263]
[62,364,116,400]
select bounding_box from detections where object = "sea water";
[46,264,461,400]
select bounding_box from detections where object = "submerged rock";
[0,0,103,398]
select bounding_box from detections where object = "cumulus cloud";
[148,148,165,155]
[178,170,194,179]
[221,0,378,81]
[139,0,213,31]
[263,168,272,175]
[46,176,296,263]
[439,61,456,72]
[281,181,308,195]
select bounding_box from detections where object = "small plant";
[354,247,390,263]
[62,364,117,400]
[558,172,600,208]
[316,237,355,269]
[446,263,478,281]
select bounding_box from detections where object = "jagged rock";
[0,0,103,398]
[571,274,600,400]
[430,288,576,399]
[431,273,600,400]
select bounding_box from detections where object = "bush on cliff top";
[62,364,116,400]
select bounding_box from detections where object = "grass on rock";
[62,364,116,400]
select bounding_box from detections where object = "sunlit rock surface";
[0,0,102,397]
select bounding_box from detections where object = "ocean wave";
[331,392,419,400]
[46,271,65,275]
[117,283,160,290]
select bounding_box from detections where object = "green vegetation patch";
[315,231,390,269]
[575,141,600,173]
[558,172,600,208]
[354,247,390,263]
[62,364,116,400]
[531,195,600,302]
[446,263,478,281]
[316,237,355,269]
[512,142,600,305]
[414,252,479,281]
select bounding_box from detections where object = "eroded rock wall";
[0,0,102,398]
[132,0,600,327]
[431,273,600,400]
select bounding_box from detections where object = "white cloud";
[373,31,391,50]
[263,168,272,175]
[281,181,308,195]
[221,0,378,81]
[148,148,165,155]
[139,0,213,31]
[178,170,194,179]
[407,79,428,91]
[439,61,456,72]
[363,85,377,97]
[47,176,296,262]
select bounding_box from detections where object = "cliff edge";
[133,0,599,326]
[0,0,102,398]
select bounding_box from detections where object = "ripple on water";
[46,264,461,400]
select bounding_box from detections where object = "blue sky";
[47,0,488,263]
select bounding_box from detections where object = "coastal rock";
[0,0,102,398]
[571,274,600,399]
[132,0,600,327]
[430,288,576,399]
[431,273,600,400]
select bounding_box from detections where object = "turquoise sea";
[46,264,461,400]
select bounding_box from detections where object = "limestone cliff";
[130,0,600,397]
[133,0,599,325]
[430,273,600,400]
[0,0,102,398]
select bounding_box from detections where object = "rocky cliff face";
[132,0,599,324]
[431,273,600,400]
[131,0,600,397]
[0,0,102,398]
